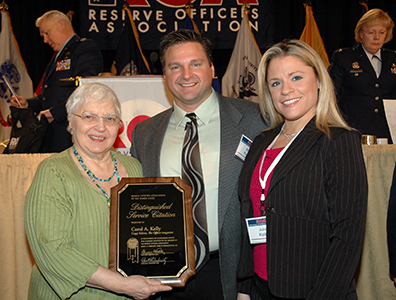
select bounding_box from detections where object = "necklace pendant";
[282,130,298,138]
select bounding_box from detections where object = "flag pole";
[0,0,9,11]
[186,0,192,10]
[242,0,250,12]
[242,0,250,20]
[242,1,261,55]
[123,1,151,74]
[123,1,133,75]
[299,1,330,68]
[359,0,369,11]
[185,0,199,34]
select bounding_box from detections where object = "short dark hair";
[159,29,213,70]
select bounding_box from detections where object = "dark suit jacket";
[328,45,396,143]
[387,163,396,278]
[131,92,266,300]
[238,118,368,299]
[28,34,103,152]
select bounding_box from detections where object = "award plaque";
[109,177,195,287]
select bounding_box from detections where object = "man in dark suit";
[131,29,266,300]
[11,10,102,152]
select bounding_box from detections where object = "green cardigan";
[25,149,142,299]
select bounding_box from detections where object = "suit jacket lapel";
[43,35,78,83]
[217,94,248,229]
[144,108,173,176]
[268,119,323,194]
[380,49,388,79]
[355,45,377,80]
[43,54,57,83]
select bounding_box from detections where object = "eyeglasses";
[362,30,387,37]
[40,22,57,37]
[74,113,120,126]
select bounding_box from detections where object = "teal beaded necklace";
[73,145,120,207]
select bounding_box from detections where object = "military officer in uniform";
[11,10,103,152]
[329,8,396,143]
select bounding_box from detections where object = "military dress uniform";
[329,45,396,143]
[27,34,103,152]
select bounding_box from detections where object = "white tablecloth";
[1,145,396,299]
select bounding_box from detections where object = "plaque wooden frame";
[109,177,195,287]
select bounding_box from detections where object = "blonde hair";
[258,39,350,137]
[355,8,394,44]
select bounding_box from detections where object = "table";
[0,153,52,300]
[1,146,396,300]
[356,145,396,299]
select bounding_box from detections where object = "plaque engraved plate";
[109,177,195,287]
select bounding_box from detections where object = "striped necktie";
[181,113,209,272]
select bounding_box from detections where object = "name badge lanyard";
[258,124,304,216]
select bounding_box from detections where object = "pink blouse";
[250,147,284,280]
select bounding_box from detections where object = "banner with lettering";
[79,0,273,50]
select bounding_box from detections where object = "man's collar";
[173,89,218,128]
[55,34,76,59]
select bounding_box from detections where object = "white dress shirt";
[363,46,382,77]
[160,90,221,251]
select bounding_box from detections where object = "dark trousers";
[161,252,224,300]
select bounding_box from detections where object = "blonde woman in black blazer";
[237,40,368,300]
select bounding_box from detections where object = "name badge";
[246,216,267,244]
[235,134,252,161]
[56,59,71,71]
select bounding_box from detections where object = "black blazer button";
[267,206,275,213]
